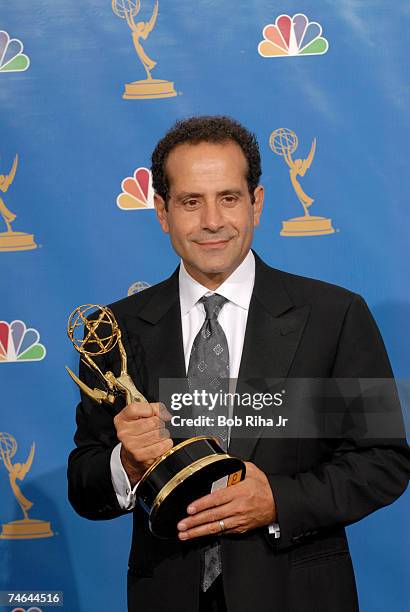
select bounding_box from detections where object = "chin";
[195,259,235,276]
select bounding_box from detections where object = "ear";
[154,193,169,233]
[252,185,264,227]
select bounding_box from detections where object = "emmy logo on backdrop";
[0,433,53,539]
[112,0,177,99]
[270,128,335,236]
[128,280,151,296]
[0,154,37,251]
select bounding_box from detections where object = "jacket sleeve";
[67,349,130,521]
[266,293,410,550]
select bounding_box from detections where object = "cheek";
[233,210,255,235]
[168,216,195,243]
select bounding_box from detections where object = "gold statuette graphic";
[112,0,177,100]
[0,154,37,251]
[66,304,245,538]
[270,128,335,236]
[0,433,53,539]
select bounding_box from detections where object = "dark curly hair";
[151,115,261,208]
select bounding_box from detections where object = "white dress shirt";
[110,250,280,537]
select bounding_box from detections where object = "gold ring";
[219,519,225,532]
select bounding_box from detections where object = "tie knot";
[200,294,228,320]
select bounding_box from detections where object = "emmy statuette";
[112,0,177,100]
[66,304,245,538]
[0,433,53,539]
[270,128,335,236]
[0,154,37,251]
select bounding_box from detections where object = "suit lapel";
[229,254,311,459]
[121,267,187,403]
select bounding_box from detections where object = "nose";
[200,200,224,232]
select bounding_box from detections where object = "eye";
[183,199,200,210]
[221,195,238,206]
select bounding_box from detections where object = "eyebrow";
[173,189,244,201]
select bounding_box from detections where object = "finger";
[120,402,166,420]
[115,418,170,451]
[177,501,235,531]
[126,427,171,450]
[178,516,238,540]
[120,402,156,420]
[157,402,172,421]
[223,526,248,535]
[146,402,172,422]
[128,437,173,464]
[121,414,168,435]
[186,481,245,514]
[133,415,168,435]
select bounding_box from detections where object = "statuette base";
[123,78,177,100]
[0,231,37,251]
[0,518,54,539]
[281,215,335,236]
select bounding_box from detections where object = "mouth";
[194,238,232,249]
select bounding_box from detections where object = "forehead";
[165,141,248,191]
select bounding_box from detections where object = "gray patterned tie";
[187,293,229,592]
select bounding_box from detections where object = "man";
[68,116,409,612]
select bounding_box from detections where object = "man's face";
[154,140,264,289]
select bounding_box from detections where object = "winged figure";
[1,442,35,519]
[284,139,316,216]
[126,0,159,79]
[0,154,18,232]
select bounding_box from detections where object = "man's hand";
[113,402,173,487]
[177,461,276,540]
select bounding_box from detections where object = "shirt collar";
[179,250,255,315]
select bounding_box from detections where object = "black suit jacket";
[68,251,409,612]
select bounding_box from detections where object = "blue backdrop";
[1,1,409,611]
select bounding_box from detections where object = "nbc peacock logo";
[117,167,154,210]
[0,30,30,72]
[11,608,42,612]
[258,13,329,58]
[0,320,46,363]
